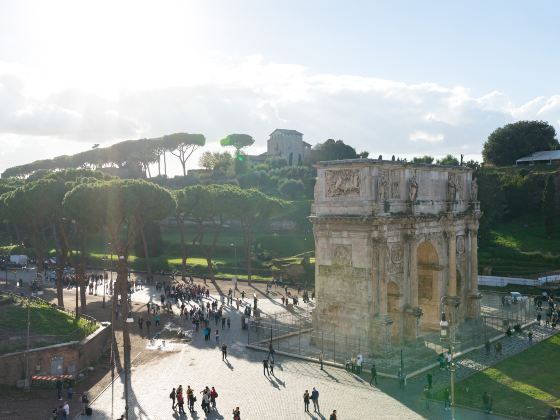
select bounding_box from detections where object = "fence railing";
[247,292,539,377]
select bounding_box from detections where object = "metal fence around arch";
[247,291,540,377]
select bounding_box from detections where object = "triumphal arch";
[310,159,481,351]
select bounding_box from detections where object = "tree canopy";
[305,139,358,164]
[1,133,205,179]
[482,120,559,166]
[219,134,255,151]
[412,155,434,164]
[436,154,460,166]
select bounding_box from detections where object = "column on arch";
[447,228,457,297]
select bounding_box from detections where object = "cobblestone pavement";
[87,296,423,420]
[4,270,549,420]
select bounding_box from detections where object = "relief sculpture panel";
[325,169,361,198]
[332,244,352,266]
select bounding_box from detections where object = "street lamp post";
[230,243,237,274]
[110,248,113,296]
[102,257,106,308]
[440,296,459,420]
[25,297,31,391]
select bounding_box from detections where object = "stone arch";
[417,241,440,329]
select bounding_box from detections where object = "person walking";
[145,319,151,336]
[210,386,218,409]
[303,390,310,412]
[329,409,337,420]
[483,391,493,413]
[222,343,228,361]
[370,363,378,385]
[62,401,69,420]
[56,379,63,400]
[177,391,185,414]
[169,387,176,410]
[263,358,270,376]
[215,329,220,344]
[81,392,89,415]
[269,358,275,375]
[232,406,241,420]
[311,387,320,412]
[187,386,195,411]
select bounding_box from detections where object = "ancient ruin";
[310,159,482,352]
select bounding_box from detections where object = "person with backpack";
[210,386,218,409]
[222,343,228,361]
[232,406,241,420]
[311,387,320,412]
[303,390,310,412]
[169,387,176,410]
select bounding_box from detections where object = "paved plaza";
[1,270,542,419]
[87,286,424,420]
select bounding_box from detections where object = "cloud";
[2,55,560,174]
[409,131,444,144]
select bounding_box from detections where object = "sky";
[1,0,560,175]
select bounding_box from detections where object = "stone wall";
[0,323,110,386]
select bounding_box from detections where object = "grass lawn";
[479,215,560,278]
[0,295,98,354]
[436,334,560,418]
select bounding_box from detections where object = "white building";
[266,129,311,166]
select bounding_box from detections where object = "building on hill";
[516,150,560,165]
[266,129,311,166]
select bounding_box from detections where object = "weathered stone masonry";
[310,159,481,353]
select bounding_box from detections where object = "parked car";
[505,291,529,305]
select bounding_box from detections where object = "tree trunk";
[205,220,223,282]
[31,225,45,275]
[242,226,252,285]
[181,160,187,176]
[79,234,87,315]
[177,216,187,281]
[13,223,21,243]
[163,152,167,177]
[139,220,152,281]
[157,154,161,176]
[52,222,65,308]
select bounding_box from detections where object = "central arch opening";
[417,241,440,330]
